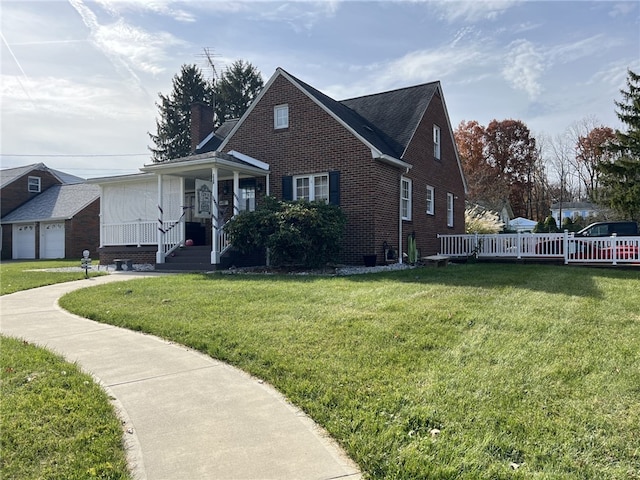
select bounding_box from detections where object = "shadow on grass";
[199,263,640,299]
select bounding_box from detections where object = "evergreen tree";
[214,60,263,126]
[148,64,213,163]
[599,69,640,221]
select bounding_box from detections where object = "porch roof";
[139,150,269,180]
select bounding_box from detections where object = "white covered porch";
[95,150,269,268]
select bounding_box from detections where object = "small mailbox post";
[81,249,91,279]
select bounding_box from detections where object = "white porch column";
[156,174,164,264]
[179,176,185,242]
[98,185,104,248]
[211,167,220,265]
[233,171,240,216]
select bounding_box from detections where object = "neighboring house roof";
[550,201,597,210]
[0,163,85,188]
[1,183,99,224]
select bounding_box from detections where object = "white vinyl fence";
[439,232,640,265]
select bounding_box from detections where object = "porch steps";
[155,246,215,272]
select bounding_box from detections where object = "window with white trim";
[447,192,454,227]
[28,176,41,193]
[239,186,256,212]
[294,173,329,202]
[401,178,412,220]
[426,185,434,215]
[274,104,289,129]
[433,125,441,159]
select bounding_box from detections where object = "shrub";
[465,205,504,234]
[225,197,347,268]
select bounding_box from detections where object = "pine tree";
[599,69,640,221]
[213,60,263,126]
[148,64,213,163]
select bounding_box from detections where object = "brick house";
[0,163,100,260]
[92,68,467,269]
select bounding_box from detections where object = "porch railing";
[438,232,640,265]
[102,218,235,263]
[102,220,184,252]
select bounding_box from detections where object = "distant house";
[0,163,100,260]
[550,201,599,226]
[91,68,467,269]
[508,217,537,232]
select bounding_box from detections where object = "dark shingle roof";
[195,119,240,154]
[1,183,99,223]
[341,82,438,158]
[0,163,85,188]
[283,69,438,159]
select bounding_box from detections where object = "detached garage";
[1,184,100,260]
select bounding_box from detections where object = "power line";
[0,153,149,158]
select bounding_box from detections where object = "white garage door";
[13,224,36,259]
[41,222,65,259]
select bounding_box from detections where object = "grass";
[58,263,640,479]
[0,259,105,295]
[0,336,131,480]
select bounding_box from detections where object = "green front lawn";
[0,259,105,296]
[0,336,131,480]
[59,264,640,479]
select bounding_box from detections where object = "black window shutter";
[282,176,293,201]
[329,171,340,205]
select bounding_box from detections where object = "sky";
[1,0,639,179]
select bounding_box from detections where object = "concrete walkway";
[0,273,362,480]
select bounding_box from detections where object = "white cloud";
[1,74,145,118]
[432,0,519,23]
[94,0,197,22]
[502,39,545,99]
[68,0,187,93]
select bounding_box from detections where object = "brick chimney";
[190,102,214,153]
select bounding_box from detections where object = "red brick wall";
[1,225,12,260]
[0,168,61,217]
[223,74,466,264]
[224,74,399,265]
[98,246,157,265]
[66,199,100,259]
[401,91,467,256]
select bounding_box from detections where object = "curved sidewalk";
[0,273,362,480]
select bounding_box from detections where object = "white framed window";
[294,173,329,202]
[433,125,441,159]
[426,185,434,215]
[401,178,412,220]
[447,192,454,227]
[274,104,289,129]
[239,186,256,212]
[28,176,41,193]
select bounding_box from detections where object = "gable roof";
[0,163,85,188]
[217,67,467,192]
[219,68,412,169]
[1,183,99,224]
[341,82,438,159]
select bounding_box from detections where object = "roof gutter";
[371,149,412,170]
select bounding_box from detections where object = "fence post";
[611,234,618,266]
[563,230,569,265]
[517,231,522,259]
